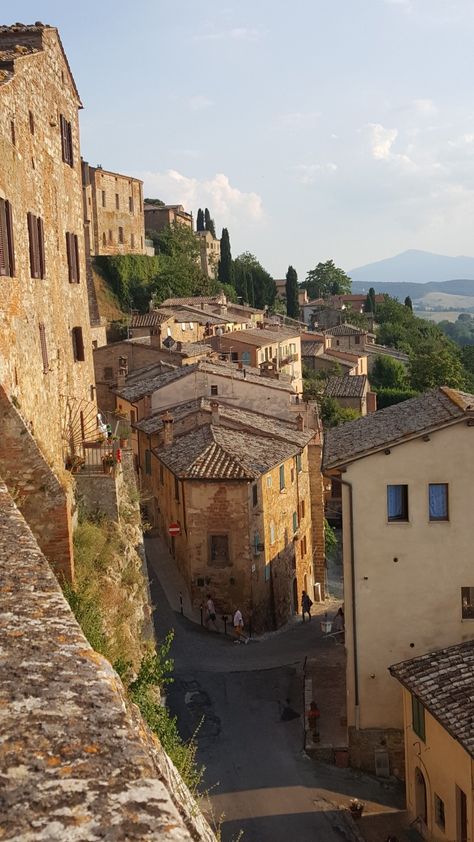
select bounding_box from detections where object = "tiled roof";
[160,305,229,325]
[301,341,324,357]
[156,424,299,480]
[323,386,474,469]
[129,311,172,328]
[324,323,372,336]
[134,397,315,445]
[325,374,367,399]
[116,365,196,402]
[306,351,355,370]
[389,640,474,758]
[364,343,409,362]
[219,327,299,346]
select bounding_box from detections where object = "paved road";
[146,543,360,842]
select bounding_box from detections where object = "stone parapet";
[0,481,216,841]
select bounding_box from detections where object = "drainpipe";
[339,474,360,727]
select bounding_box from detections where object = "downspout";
[339,475,360,727]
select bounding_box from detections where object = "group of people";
[204,595,248,644]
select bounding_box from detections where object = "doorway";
[292,577,298,615]
[415,767,427,826]
[456,785,467,842]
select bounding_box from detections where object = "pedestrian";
[205,594,217,631]
[233,608,248,644]
[307,700,320,741]
[334,606,345,632]
[301,590,313,622]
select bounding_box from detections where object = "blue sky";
[9,0,474,277]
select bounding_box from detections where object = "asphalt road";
[147,554,358,842]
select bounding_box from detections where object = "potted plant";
[119,426,131,448]
[348,799,364,819]
[102,454,115,474]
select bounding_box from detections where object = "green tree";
[320,396,360,427]
[233,252,276,309]
[409,338,466,391]
[196,208,205,232]
[204,208,216,237]
[285,265,299,319]
[370,355,408,389]
[154,222,211,301]
[404,295,413,311]
[302,259,351,300]
[144,198,165,206]
[218,227,234,287]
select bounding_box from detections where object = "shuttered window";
[72,326,85,362]
[60,114,73,166]
[65,232,80,283]
[0,199,15,277]
[39,323,49,373]
[118,226,124,244]
[27,212,45,279]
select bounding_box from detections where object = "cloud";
[368,123,399,160]
[293,163,338,184]
[139,169,264,222]
[188,94,214,111]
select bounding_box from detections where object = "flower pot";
[321,620,333,633]
[349,805,364,820]
[119,437,129,448]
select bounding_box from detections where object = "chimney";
[201,302,205,310]
[148,298,154,313]
[143,395,152,418]
[210,400,219,425]
[176,341,182,352]
[150,327,162,348]
[117,369,126,388]
[295,413,305,431]
[162,411,174,445]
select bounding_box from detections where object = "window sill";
[387,520,410,524]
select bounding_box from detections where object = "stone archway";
[415,766,427,826]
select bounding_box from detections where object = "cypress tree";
[285,265,299,319]
[218,228,234,287]
[204,208,216,238]
[196,208,205,232]
[404,295,413,311]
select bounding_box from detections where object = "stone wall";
[0,480,216,840]
[75,466,123,522]
[0,386,74,581]
[348,726,405,780]
[308,438,328,596]
[86,163,145,255]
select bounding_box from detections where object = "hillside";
[349,249,474,285]
[351,277,474,303]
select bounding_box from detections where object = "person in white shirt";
[206,595,217,631]
[233,608,248,644]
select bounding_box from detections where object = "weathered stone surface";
[0,481,216,841]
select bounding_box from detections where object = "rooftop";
[161,296,263,316]
[324,374,368,399]
[129,310,173,328]
[324,323,373,337]
[218,326,300,346]
[156,423,300,480]
[389,640,474,759]
[323,386,474,469]
[0,24,81,104]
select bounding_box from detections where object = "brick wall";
[348,726,405,780]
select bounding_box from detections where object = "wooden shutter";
[74,234,80,282]
[27,212,38,278]
[37,217,45,279]
[0,199,8,276]
[5,201,15,276]
[66,232,72,282]
[67,120,73,166]
[72,327,84,361]
[39,323,48,372]
[60,114,67,162]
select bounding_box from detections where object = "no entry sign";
[168,522,181,536]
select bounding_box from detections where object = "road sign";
[168,522,181,536]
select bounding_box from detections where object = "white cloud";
[294,163,338,184]
[188,95,214,111]
[140,169,264,223]
[368,123,399,160]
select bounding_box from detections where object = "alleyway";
[146,536,407,842]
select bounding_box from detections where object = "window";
[60,114,73,166]
[101,190,106,208]
[131,233,135,248]
[242,351,251,365]
[160,464,164,486]
[144,449,151,475]
[65,232,80,283]
[387,484,408,522]
[429,483,448,521]
[0,199,15,277]
[252,484,258,507]
[266,475,272,489]
[461,587,474,619]
[115,193,120,210]
[130,410,136,424]
[29,110,34,134]
[209,534,230,566]
[434,794,445,831]
[355,335,360,344]
[102,232,106,246]
[108,230,113,244]
[211,385,218,396]
[300,499,305,519]
[10,120,15,146]
[412,694,425,741]
[174,476,179,502]
[296,453,302,473]
[38,323,48,373]
[118,226,124,244]
[72,326,85,362]
[290,467,295,483]
[103,366,113,380]
[292,511,298,533]
[270,522,275,544]
[129,196,134,213]
[279,464,285,491]
[27,212,45,279]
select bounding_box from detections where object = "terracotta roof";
[307,351,354,370]
[116,365,196,402]
[301,341,324,357]
[324,348,366,362]
[161,297,263,315]
[219,327,300,346]
[156,424,299,480]
[129,311,172,328]
[389,640,474,758]
[324,323,372,336]
[323,386,474,469]
[325,375,368,399]
[134,397,315,444]
[159,305,229,325]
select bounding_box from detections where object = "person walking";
[301,590,313,622]
[233,608,248,644]
[334,606,345,632]
[205,594,218,631]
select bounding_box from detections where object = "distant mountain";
[351,277,474,302]
[349,249,474,285]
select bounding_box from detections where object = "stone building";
[323,387,474,776]
[144,202,193,234]
[215,326,303,393]
[323,374,376,416]
[0,23,98,580]
[323,323,376,351]
[135,400,321,630]
[82,161,145,257]
[196,228,221,278]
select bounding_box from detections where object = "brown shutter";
[67,121,73,167]
[0,199,7,276]
[72,327,84,361]
[74,234,80,282]
[27,212,38,277]
[60,115,67,162]
[37,217,45,278]
[5,201,15,276]
[66,232,73,281]
[39,323,49,372]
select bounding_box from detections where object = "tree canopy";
[285,265,299,319]
[204,208,216,238]
[218,228,233,287]
[196,208,205,232]
[370,355,408,390]
[302,260,351,300]
[233,252,276,309]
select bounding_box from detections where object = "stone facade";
[144,203,193,234]
[196,229,221,278]
[82,161,145,256]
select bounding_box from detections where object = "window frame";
[71,326,85,362]
[252,484,258,507]
[209,533,230,566]
[279,464,285,491]
[434,794,445,832]
[412,694,425,742]
[387,484,409,522]
[428,483,449,522]
[461,587,474,619]
[27,212,45,279]
[60,114,74,167]
[144,449,152,475]
[66,232,80,283]
[0,198,15,277]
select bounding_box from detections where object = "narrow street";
[146,538,404,842]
